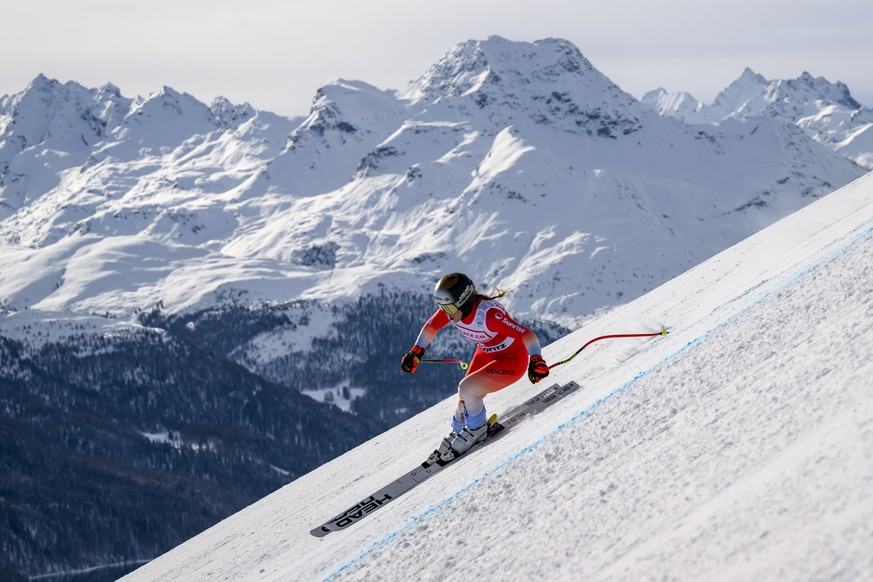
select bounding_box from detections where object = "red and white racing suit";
[413,298,542,430]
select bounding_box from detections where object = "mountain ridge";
[1,38,865,329]
[641,66,873,169]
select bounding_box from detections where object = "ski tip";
[310,526,331,538]
[660,329,669,336]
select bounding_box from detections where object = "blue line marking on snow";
[323,224,872,581]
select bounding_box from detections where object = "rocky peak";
[641,88,704,118]
[403,36,645,137]
[211,97,256,129]
[765,72,862,113]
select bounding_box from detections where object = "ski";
[310,381,581,537]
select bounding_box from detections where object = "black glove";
[401,345,426,374]
[528,355,549,383]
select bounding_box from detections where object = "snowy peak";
[93,82,134,130]
[0,75,136,215]
[641,87,704,118]
[0,74,296,246]
[210,97,256,130]
[258,79,407,196]
[292,79,404,142]
[645,67,864,124]
[642,68,873,168]
[403,36,646,137]
[0,74,128,157]
[766,72,861,114]
[641,67,771,124]
[707,67,769,119]
[111,86,216,149]
[739,66,768,85]
[405,36,605,100]
[731,70,863,122]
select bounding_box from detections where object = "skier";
[401,273,550,461]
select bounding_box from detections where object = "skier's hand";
[401,345,426,374]
[528,355,549,383]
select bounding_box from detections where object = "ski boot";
[440,422,488,462]
[425,431,458,465]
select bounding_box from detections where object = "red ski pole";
[548,329,668,370]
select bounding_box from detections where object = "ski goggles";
[437,302,460,316]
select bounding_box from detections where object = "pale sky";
[2,0,871,117]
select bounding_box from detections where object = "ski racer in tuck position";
[401,273,550,461]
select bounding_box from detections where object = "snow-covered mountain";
[643,67,873,169]
[123,165,873,582]
[0,38,866,340]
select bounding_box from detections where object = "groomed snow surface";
[124,172,873,581]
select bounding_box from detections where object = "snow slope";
[122,166,873,580]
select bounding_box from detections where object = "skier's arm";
[401,310,451,374]
[413,309,451,350]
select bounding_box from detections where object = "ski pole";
[548,329,668,370]
[420,358,469,370]
[420,329,668,372]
